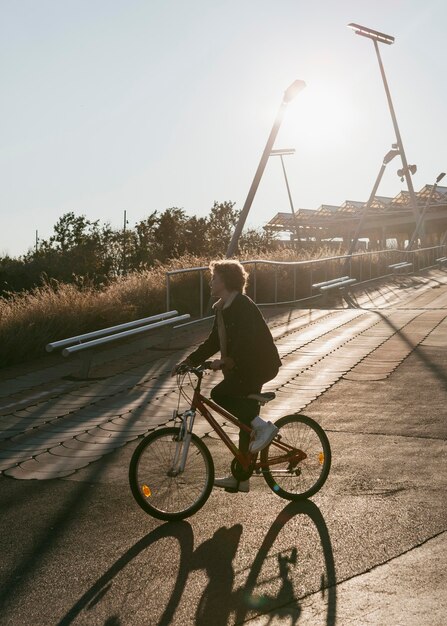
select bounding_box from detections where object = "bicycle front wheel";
[261,414,331,500]
[129,427,215,521]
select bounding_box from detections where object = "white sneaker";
[214,475,250,492]
[249,421,279,454]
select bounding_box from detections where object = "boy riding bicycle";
[173,260,281,492]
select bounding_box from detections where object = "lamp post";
[226,80,306,258]
[347,23,420,222]
[407,172,446,251]
[345,146,399,262]
[269,148,300,247]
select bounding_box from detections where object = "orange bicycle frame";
[190,388,306,472]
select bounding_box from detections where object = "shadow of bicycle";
[58,500,336,626]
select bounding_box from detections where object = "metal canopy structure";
[265,185,447,248]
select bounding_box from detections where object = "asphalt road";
[0,271,446,625]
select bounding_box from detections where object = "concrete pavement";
[0,270,446,625]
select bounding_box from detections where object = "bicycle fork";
[168,409,196,476]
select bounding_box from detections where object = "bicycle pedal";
[224,487,239,493]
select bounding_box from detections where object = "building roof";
[265,184,447,234]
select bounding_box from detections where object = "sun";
[281,78,360,154]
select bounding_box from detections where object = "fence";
[165,245,446,318]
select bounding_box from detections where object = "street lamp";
[226,80,306,258]
[347,22,420,222]
[269,148,300,247]
[346,146,400,260]
[407,172,446,250]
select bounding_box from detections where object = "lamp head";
[436,172,446,184]
[383,148,399,164]
[283,80,306,103]
[347,22,394,45]
[270,148,296,157]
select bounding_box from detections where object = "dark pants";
[210,373,262,455]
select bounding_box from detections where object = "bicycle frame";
[177,369,306,474]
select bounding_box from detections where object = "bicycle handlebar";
[177,361,213,376]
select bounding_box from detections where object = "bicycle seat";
[247,392,276,405]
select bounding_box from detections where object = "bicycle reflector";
[142,484,152,498]
[319,452,324,465]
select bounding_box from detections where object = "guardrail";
[165,245,446,319]
[312,276,357,292]
[389,261,413,273]
[46,310,190,378]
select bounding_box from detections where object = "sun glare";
[283,79,360,153]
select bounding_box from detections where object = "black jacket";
[187,293,281,386]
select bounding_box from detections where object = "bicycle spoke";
[130,428,213,519]
[261,415,331,500]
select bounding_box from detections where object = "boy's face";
[210,271,226,297]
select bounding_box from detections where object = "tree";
[239,227,275,254]
[132,212,159,268]
[153,208,189,261]
[183,215,209,255]
[206,201,240,253]
[50,212,97,252]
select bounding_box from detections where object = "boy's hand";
[171,360,190,377]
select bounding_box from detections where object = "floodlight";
[398,164,417,181]
[347,23,394,45]
[270,149,296,157]
[283,80,306,103]
[383,148,399,164]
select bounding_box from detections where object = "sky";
[1,0,446,257]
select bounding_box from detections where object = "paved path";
[0,270,446,624]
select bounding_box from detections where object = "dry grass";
[0,247,398,368]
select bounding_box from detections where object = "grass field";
[0,247,400,367]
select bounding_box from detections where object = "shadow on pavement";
[58,500,336,625]
[375,310,447,388]
[233,500,336,625]
[57,521,194,626]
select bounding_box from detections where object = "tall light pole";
[345,146,399,262]
[270,148,300,247]
[226,80,306,258]
[407,172,446,250]
[348,23,420,222]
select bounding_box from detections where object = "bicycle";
[129,362,331,521]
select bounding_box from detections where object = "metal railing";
[46,310,191,379]
[46,311,182,353]
[165,245,446,318]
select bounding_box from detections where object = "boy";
[173,260,281,492]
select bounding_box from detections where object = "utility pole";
[123,210,128,275]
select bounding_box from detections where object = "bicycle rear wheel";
[129,427,214,521]
[261,414,331,500]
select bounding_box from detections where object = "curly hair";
[210,260,248,293]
